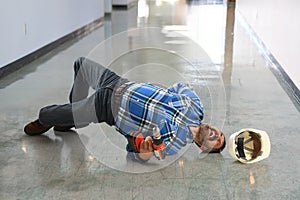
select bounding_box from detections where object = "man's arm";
[167,82,190,94]
[167,82,199,99]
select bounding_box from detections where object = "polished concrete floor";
[1,1,300,199]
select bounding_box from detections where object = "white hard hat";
[228,128,271,164]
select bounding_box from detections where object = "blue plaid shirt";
[114,82,204,158]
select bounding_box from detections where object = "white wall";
[0,0,104,68]
[236,0,300,90]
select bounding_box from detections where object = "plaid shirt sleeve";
[161,120,192,155]
[167,82,202,101]
[167,82,204,123]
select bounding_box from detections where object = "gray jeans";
[39,57,128,127]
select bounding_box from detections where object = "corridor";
[0,0,299,199]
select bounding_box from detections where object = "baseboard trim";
[236,11,300,111]
[112,0,137,9]
[0,17,104,79]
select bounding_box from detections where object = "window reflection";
[138,0,149,18]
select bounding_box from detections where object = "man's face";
[195,124,225,152]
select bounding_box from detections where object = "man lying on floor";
[24,57,226,162]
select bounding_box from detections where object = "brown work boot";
[24,119,52,136]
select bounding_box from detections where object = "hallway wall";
[0,0,104,68]
[236,0,300,90]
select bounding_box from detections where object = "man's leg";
[24,57,128,135]
[24,57,103,135]
[70,57,129,126]
[69,57,109,103]
[24,93,98,136]
[39,59,110,126]
[39,94,98,127]
[66,57,128,127]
